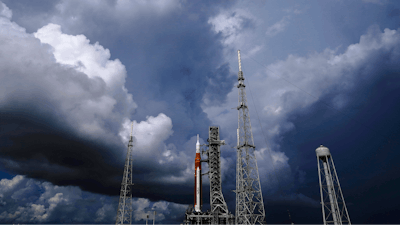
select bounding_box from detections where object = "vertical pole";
[130,121,134,136]
[236,128,240,225]
[130,135,133,225]
[323,159,339,225]
[317,158,326,225]
[153,211,156,225]
[330,157,352,225]
[237,129,240,146]
[238,50,242,72]
[146,215,149,225]
[129,122,134,225]
[326,158,342,225]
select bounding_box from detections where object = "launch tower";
[316,145,351,225]
[183,127,235,225]
[116,123,135,225]
[206,126,234,224]
[235,50,265,225]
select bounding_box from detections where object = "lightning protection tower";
[316,145,351,225]
[235,50,265,225]
[116,123,135,225]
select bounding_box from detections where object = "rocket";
[194,134,202,212]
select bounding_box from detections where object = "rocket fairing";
[194,134,202,212]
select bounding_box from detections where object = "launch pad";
[184,206,235,225]
[183,50,265,225]
[116,50,351,225]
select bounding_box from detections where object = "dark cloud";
[204,63,236,106]
[1,0,59,14]
[279,36,400,223]
[1,0,61,32]
[204,24,400,223]
[0,2,131,199]
[0,108,124,195]
[107,1,238,143]
[388,8,400,18]
[0,0,238,210]
[1,0,400,223]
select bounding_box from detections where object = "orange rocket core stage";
[194,151,202,209]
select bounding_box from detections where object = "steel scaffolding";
[234,50,265,225]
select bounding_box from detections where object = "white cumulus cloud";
[0,175,188,223]
[0,1,11,19]
[119,113,174,157]
[32,23,137,140]
[0,11,137,147]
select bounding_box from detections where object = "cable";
[225,50,288,203]
[239,54,287,198]
[236,50,398,198]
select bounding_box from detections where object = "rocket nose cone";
[196,134,200,153]
[196,134,200,146]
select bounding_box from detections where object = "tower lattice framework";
[235,50,265,225]
[207,127,229,219]
[116,123,134,225]
[316,145,351,225]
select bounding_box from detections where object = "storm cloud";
[0,0,236,209]
[1,0,400,224]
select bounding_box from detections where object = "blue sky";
[0,0,399,224]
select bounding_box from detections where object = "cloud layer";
[0,2,189,201]
[204,17,400,208]
[0,0,235,207]
[0,175,187,223]
[1,0,400,223]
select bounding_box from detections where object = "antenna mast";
[235,50,265,225]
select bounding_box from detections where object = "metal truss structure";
[207,127,229,216]
[235,50,265,225]
[116,123,134,225]
[316,145,351,225]
[184,205,235,225]
[183,127,235,225]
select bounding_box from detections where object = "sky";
[0,0,399,224]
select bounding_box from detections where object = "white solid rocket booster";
[195,167,200,212]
